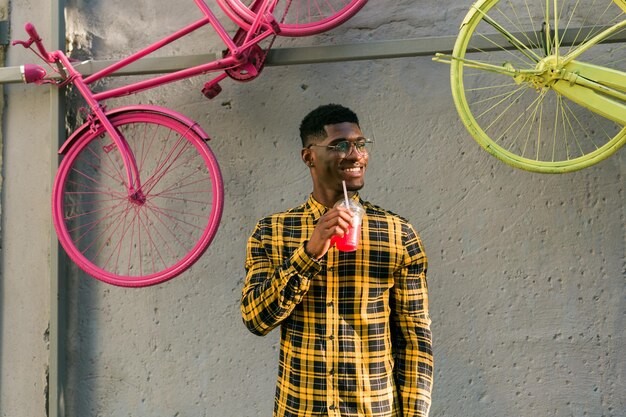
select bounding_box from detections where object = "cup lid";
[334,198,364,215]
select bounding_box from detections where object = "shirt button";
[329,335,334,340]
[329,405,336,411]
[329,369,335,376]
[327,301,334,308]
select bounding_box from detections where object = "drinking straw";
[342,180,349,207]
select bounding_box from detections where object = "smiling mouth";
[341,166,364,176]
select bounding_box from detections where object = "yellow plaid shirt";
[242,194,432,417]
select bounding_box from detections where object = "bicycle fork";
[22,54,146,205]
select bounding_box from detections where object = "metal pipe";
[0,27,623,85]
[49,0,67,416]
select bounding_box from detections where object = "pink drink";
[332,224,362,251]
[331,198,364,252]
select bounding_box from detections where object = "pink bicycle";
[13,0,368,287]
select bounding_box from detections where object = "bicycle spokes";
[437,0,626,173]
[54,111,223,286]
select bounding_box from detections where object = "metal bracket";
[0,20,8,45]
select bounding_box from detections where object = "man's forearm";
[242,244,320,335]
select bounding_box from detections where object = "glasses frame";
[306,137,374,157]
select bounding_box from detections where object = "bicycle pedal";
[202,82,222,99]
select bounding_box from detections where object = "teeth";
[345,167,360,172]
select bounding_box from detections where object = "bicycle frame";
[19,0,280,197]
[87,0,279,101]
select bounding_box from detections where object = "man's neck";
[312,189,355,208]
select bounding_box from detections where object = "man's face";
[305,122,368,195]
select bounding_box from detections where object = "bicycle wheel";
[53,109,224,287]
[216,0,368,37]
[450,0,626,173]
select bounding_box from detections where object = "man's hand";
[306,206,354,260]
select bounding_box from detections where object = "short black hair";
[299,104,360,147]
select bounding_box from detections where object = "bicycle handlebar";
[12,22,56,63]
[11,22,80,85]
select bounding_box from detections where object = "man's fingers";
[321,212,352,235]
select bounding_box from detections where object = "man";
[242,104,433,416]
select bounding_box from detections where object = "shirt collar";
[305,193,361,220]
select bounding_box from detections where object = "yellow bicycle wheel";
[451,0,626,173]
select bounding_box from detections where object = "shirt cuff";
[279,244,322,300]
[290,243,323,280]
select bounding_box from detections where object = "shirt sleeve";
[241,221,322,336]
[391,222,433,417]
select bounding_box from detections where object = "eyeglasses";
[306,138,374,157]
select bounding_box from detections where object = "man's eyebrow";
[328,136,366,144]
[327,137,347,145]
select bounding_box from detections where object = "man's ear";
[302,147,314,167]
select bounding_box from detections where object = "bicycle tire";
[216,0,368,37]
[450,0,626,173]
[53,109,224,287]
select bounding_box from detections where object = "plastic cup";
[331,199,365,252]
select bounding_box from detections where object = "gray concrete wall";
[1,1,624,416]
[1,0,53,416]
